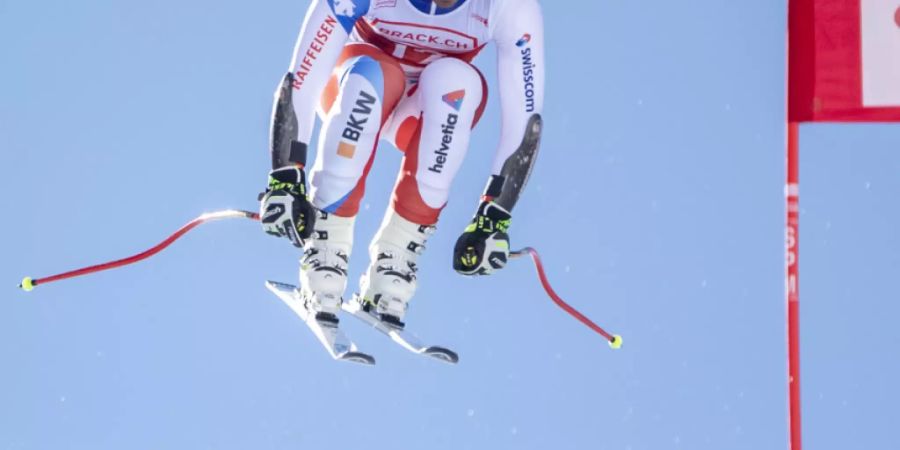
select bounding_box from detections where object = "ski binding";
[265,281,375,366]
[343,295,459,364]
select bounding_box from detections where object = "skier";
[260,0,545,329]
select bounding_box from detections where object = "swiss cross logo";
[332,0,357,16]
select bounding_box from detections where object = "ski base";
[266,281,375,366]
[343,295,459,364]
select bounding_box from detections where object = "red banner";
[789,0,900,122]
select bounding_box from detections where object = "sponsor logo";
[377,27,473,50]
[370,20,479,51]
[427,113,459,174]
[471,13,489,27]
[338,90,377,158]
[263,204,284,222]
[520,45,536,113]
[375,0,396,7]
[516,33,531,47]
[442,89,465,111]
[293,16,337,90]
[327,0,368,32]
[332,0,357,16]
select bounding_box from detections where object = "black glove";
[259,165,316,247]
[453,200,512,276]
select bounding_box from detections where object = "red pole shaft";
[786,121,801,450]
[29,210,259,288]
[512,247,616,343]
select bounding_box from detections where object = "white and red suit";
[287,0,545,225]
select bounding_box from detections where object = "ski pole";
[18,209,622,350]
[19,209,259,292]
[510,247,622,350]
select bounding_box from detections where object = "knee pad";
[418,58,487,126]
[319,44,405,119]
[419,58,482,91]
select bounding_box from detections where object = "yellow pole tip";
[20,277,34,292]
[609,335,623,350]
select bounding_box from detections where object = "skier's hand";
[259,165,316,248]
[453,200,511,276]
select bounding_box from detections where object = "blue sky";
[1,1,898,449]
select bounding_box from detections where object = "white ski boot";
[299,210,354,324]
[358,209,435,329]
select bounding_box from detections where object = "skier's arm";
[263,0,369,246]
[452,0,544,276]
[487,0,545,211]
[271,0,370,169]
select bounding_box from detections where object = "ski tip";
[340,351,376,366]
[608,335,623,350]
[424,346,459,364]
[19,277,35,292]
[265,280,297,291]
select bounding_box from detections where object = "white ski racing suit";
[286,0,545,225]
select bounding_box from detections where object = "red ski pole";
[18,209,622,350]
[511,247,622,349]
[19,209,259,291]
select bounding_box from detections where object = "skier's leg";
[301,44,405,317]
[360,57,488,326]
[310,43,405,216]
[390,58,487,224]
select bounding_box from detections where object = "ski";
[265,281,375,366]
[342,295,459,364]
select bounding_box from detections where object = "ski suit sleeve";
[277,0,371,167]
[487,0,545,209]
